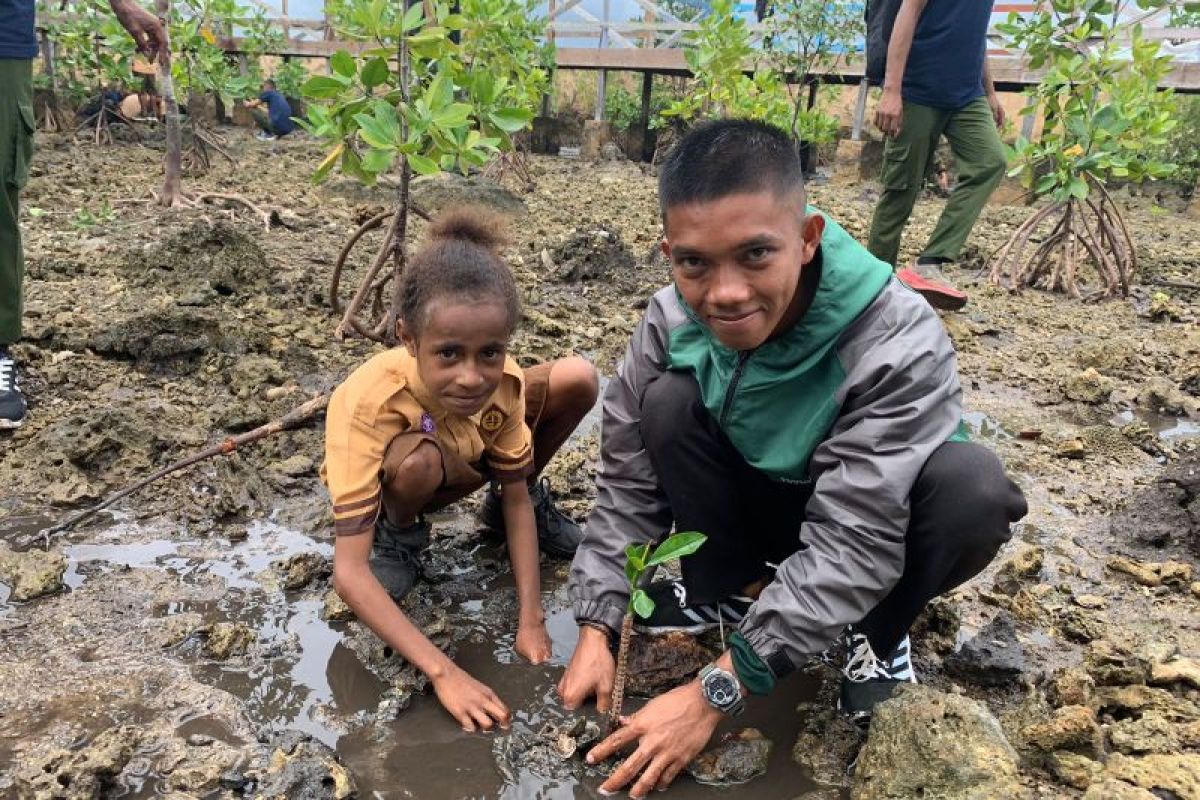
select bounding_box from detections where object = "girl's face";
[402,297,511,417]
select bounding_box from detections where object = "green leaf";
[1035,173,1058,195]
[354,101,403,150]
[624,542,647,573]
[646,532,708,567]
[330,50,356,78]
[302,75,347,99]
[361,57,390,89]
[624,558,638,588]
[1068,176,1089,199]
[631,589,655,620]
[361,147,395,174]
[407,153,440,175]
[401,2,425,32]
[489,107,533,133]
[433,102,473,129]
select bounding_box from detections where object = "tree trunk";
[155,0,183,206]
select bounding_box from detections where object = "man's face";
[662,190,824,351]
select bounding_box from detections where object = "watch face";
[706,673,737,707]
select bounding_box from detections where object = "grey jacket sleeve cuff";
[574,599,626,635]
[739,621,801,680]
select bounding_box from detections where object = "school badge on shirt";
[480,405,505,433]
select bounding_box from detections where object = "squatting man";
[558,119,1027,797]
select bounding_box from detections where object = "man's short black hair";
[659,119,804,215]
[263,79,276,90]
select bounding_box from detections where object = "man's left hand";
[586,681,722,799]
[988,92,1005,129]
[110,0,168,63]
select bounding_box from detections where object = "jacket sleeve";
[738,286,962,676]
[568,293,675,633]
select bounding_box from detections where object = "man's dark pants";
[640,370,1027,658]
[1,59,34,347]
[249,108,288,137]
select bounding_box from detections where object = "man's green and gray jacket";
[568,211,964,678]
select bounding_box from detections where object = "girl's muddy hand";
[515,620,553,664]
[432,664,511,732]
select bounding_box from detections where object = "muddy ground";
[0,124,1198,799]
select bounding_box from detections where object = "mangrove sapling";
[609,532,707,734]
[987,0,1177,298]
[299,1,545,343]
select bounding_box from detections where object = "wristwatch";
[699,663,745,716]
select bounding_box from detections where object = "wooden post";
[639,70,653,162]
[851,77,868,141]
[280,0,290,41]
[39,29,56,91]
[595,0,609,121]
[542,0,556,117]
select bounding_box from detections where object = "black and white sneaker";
[0,348,27,430]
[632,579,754,634]
[838,628,917,727]
[478,478,584,559]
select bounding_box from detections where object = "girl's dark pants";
[640,369,1028,657]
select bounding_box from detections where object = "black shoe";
[0,348,27,430]
[478,478,583,560]
[632,579,753,634]
[370,517,429,603]
[838,628,916,727]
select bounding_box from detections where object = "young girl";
[322,208,598,732]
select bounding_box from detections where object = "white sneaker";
[255,131,277,141]
[0,348,28,430]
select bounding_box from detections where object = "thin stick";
[608,612,635,736]
[35,393,330,546]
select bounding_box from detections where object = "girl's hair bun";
[428,207,508,252]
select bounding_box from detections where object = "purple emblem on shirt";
[420,412,435,433]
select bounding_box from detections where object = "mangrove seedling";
[609,531,707,733]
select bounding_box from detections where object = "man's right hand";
[431,664,511,732]
[558,624,616,712]
[875,88,904,138]
[109,0,168,63]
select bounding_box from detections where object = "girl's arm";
[333,534,512,730]
[501,485,553,664]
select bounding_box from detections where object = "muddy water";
[33,518,836,799]
[332,577,829,799]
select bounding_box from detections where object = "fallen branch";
[34,393,330,547]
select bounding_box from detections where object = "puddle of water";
[174,716,245,747]
[322,573,830,799]
[961,410,1013,442]
[1111,408,1200,442]
[8,512,837,798]
[65,538,188,589]
[194,598,378,747]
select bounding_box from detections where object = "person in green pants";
[0,0,166,429]
[866,0,1007,312]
